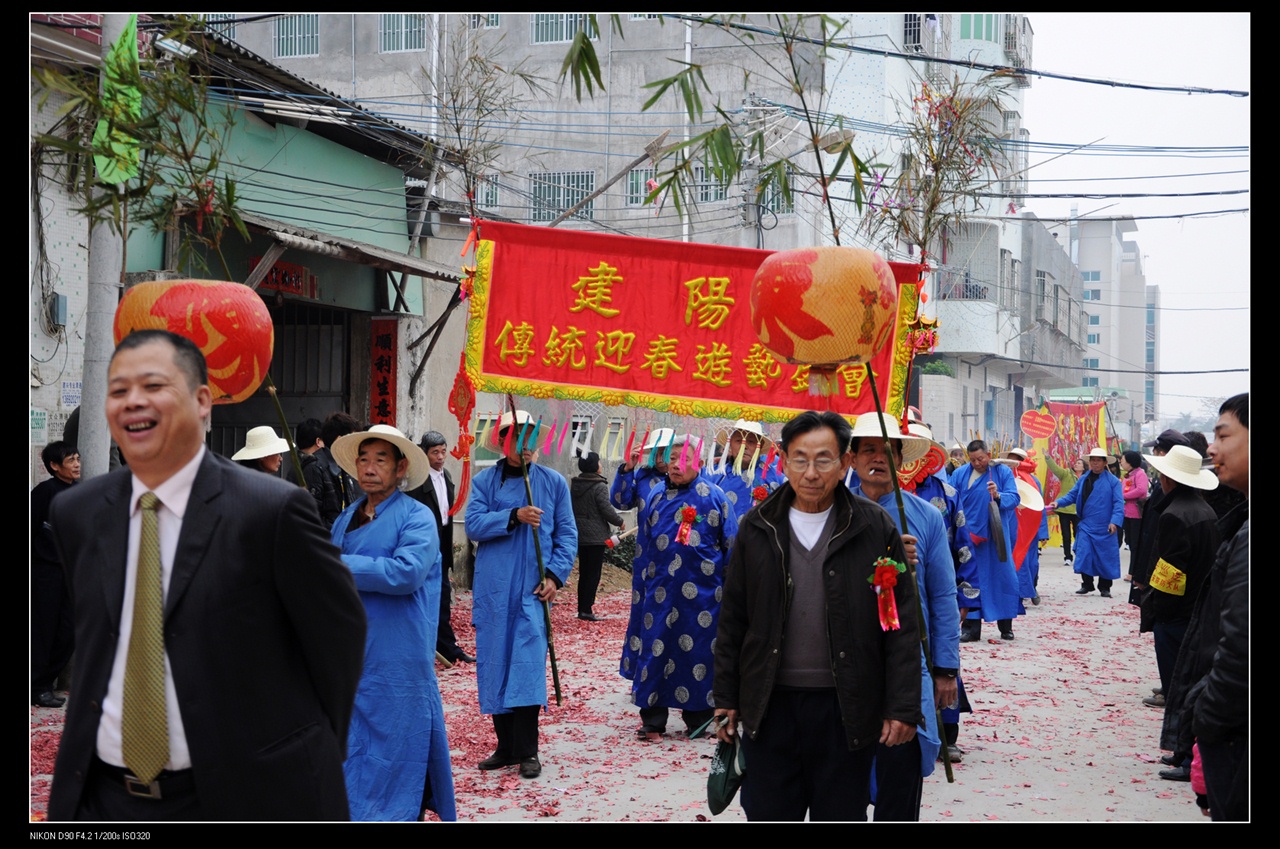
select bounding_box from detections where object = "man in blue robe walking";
[467,410,577,780]
[1047,447,1124,598]
[949,439,1021,640]
[330,424,456,822]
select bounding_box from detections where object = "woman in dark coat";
[570,451,624,621]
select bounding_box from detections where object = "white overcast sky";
[1017,12,1250,423]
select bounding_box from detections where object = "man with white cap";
[330,424,456,821]
[1047,448,1124,598]
[710,419,786,522]
[466,410,577,780]
[847,414,960,821]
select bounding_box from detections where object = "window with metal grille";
[696,165,728,203]
[904,14,922,51]
[531,13,595,44]
[630,14,660,21]
[760,177,793,215]
[530,170,595,221]
[380,14,426,53]
[477,174,500,210]
[204,13,237,40]
[626,168,655,206]
[275,14,319,58]
[470,13,500,29]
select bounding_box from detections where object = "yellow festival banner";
[463,221,930,422]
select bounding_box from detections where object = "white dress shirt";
[429,467,450,525]
[96,447,204,771]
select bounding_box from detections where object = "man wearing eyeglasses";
[712,410,921,821]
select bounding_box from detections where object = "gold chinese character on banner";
[789,365,811,393]
[693,342,733,387]
[494,320,535,367]
[571,262,624,318]
[594,329,636,373]
[742,343,782,389]
[640,335,683,380]
[683,276,735,330]
[543,325,588,370]
[836,363,876,398]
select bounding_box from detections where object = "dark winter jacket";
[570,472,624,546]
[1139,484,1219,626]
[713,483,922,751]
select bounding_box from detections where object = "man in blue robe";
[624,434,737,738]
[466,410,577,779]
[949,439,1021,641]
[710,419,786,522]
[330,425,456,822]
[848,415,960,821]
[1047,447,1124,597]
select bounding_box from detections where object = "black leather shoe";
[1075,587,1093,595]
[1099,589,1112,598]
[519,756,542,779]
[1000,630,1015,641]
[455,652,476,664]
[478,751,517,770]
[1160,754,1179,766]
[32,691,65,708]
[577,612,602,622]
[1159,766,1191,782]
[1031,595,1041,605]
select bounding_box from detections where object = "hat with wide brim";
[494,410,549,450]
[714,419,773,450]
[848,413,931,465]
[1144,445,1219,491]
[332,424,431,491]
[1085,447,1114,463]
[231,426,289,462]
[1006,447,1029,460]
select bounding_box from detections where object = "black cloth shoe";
[1159,766,1191,782]
[1099,589,1112,598]
[32,691,65,708]
[455,652,476,663]
[1075,586,1094,595]
[519,756,542,778]
[960,620,982,642]
[577,612,602,622]
[478,751,518,770]
[1160,754,1179,766]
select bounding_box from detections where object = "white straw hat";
[848,413,931,465]
[231,426,289,462]
[1144,445,1219,491]
[714,419,772,449]
[331,424,431,491]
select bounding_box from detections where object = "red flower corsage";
[868,557,907,631]
[752,485,769,503]
[676,505,702,544]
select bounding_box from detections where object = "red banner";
[464,221,925,423]
[369,317,398,425]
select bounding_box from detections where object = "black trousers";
[738,688,875,821]
[436,564,463,661]
[873,736,924,821]
[639,706,715,734]
[1079,575,1113,592]
[1059,513,1078,559]
[76,757,203,821]
[31,561,74,695]
[576,544,606,615]
[492,705,541,759]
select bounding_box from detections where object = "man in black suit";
[409,430,474,665]
[47,330,366,821]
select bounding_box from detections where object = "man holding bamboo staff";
[466,409,577,780]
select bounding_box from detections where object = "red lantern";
[749,246,898,369]
[113,279,274,404]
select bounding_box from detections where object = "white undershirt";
[430,467,450,525]
[96,447,204,771]
[789,505,833,551]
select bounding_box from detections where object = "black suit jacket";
[410,468,455,571]
[47,451,367,821]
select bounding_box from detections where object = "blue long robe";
[949,462,1022,622]
[853,487,960,777]
[332,489,456,822]
[1053,471,1124,581]
[466,463,577,713]
[611,464,674,680]
[626,472,737,712]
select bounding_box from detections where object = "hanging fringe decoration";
[543,418,558,454]
[446,352,476,517]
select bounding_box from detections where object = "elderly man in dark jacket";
[713,410,921,821]
[570,451,624,621]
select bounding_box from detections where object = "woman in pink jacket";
[1119,450,1148,549]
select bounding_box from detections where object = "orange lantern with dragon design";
[113,279,274,404]
[749,246,898,392]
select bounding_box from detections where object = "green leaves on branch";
[558,14,621,99]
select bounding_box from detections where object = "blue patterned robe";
[949,462,1022,622]
[710,459,786,522]
[624,472,737,712]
